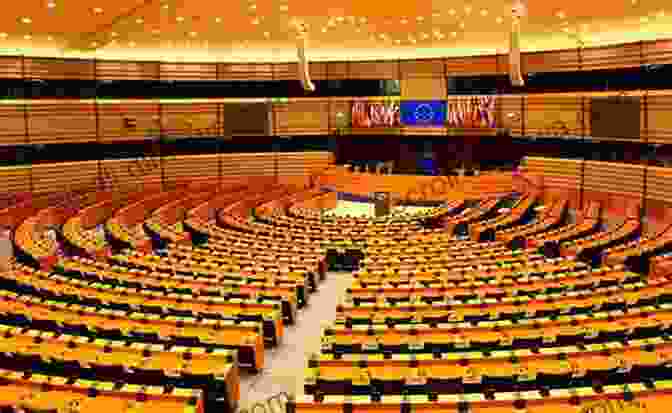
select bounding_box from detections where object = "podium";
[373,192,391,217]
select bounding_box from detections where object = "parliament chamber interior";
[2,1,672,413]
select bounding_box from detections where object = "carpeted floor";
[238,271,353,409]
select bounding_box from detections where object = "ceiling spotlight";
[379,33,385,38]
[410,38,416,44]
[581,23,590,30]
[47,35,53,40]
[215,17,222,22]
[21,17,32,24]
[657,10,665,17]
[359,17,367,23]
[111,32,118,37]
[416,16,424,21]
[128,41,136,47]
[47,1,56,8]
[401,18,408,24]
[464,6,472,14]
[395,39,401,44]
[252,18,260,24]
[451,31,457,37]
[189,31,197,37]
[496,17,503,23]
[421,32,429,39]
[432,12,440,18]
[459,21,465,28]
[336,16,344,22]
[556,11,566,18]
[162,3,169,8]
[91,41,98,47]
[355,27,361,33]
[562,27,570,32]
[328,20,336,26]
[263,31,270,37]
[321,27,327,32]
[151,29,160,34]
[448,9,456,15]
[136,18,144,24]
[631,0,637,4]
[24,34,32,40]
[279,4,288,11]
[480,9,488,16]
[176,16,184,22]
[93,7,103,14]
[0,33,7,39]
[249,4,256,9]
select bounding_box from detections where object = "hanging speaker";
[509,1,526,87]
[295,24,316,92]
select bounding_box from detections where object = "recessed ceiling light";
[562,27,570,32]
[395,39,401,44]
[128,41,136,47]
[480,9,488,16]
[464,6,472,14]
[359,17,367,23]
[47,35,53,40]
[401,18,408,24]
[263,31,270,37]
[556,11,565,18]
[91,41,98,47]
[355,27,361,33]
[432,13,440,18]
[379,33,385,38]
[162,3,169,8]
[420,32,429,39]
[151,29,160,34]
[416,16,424,21]
[215,17,222,22]
[0,33,7,39]
[448,9,456,15]
[496,17,503,23]
[459,22,465,28]
[631,0,637,4]
[657,10,665,17]
[24,34,32,40]
[581,23,590,30]
[189,31,197,37]
[111,32,118,37]
[252,18,260,24]
[336,16,344,22]
[321,27,327,32]
[249,4,256,9]
[47,1,56,8]
[328,19,336,26]
[93,7,103,14]
[409,38,416,44]
[176,16,184,22]
[136,18,144,24]
[21,17,32,24]
[279,4,288,11]
[451,31,457,37]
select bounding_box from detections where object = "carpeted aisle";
[238,271,353,409]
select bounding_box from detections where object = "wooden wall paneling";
[101,158,159,194]
[496,54,510,75]
[23,58,95,80]
[159,62,217,80]
[524,94,583,136]
[445,55,498,76]
[642,39,672,65]
[348,61,399,79]
[399,59,444,78]
[160,102,219,138]
[308,62,328,80]
[0,104,28,145]
[644,94,672,144]
[401,77,447,99]
[0,166,31,205]
[0,56,23,79]
[327,62,348,79]
[522,49,580,73]
[646,166,672,202]
[277,151,333,176]
[580,42,642,71]
[31,160,98,194]
[274,100,329,135]
[27,102,97,144]
[97,102,160,143]
[498,95,524,135]
[163,154,219,185]
[273,63,299,80]
[220,153,276,177]
[217,63,274,80]
[95,60,160,80]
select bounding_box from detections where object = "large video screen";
[222,103,271,136]
[446,96,496,128]
[351,100,401,128]
[400,101,447,126]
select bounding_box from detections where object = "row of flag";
[446,96,497,128]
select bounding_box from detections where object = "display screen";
[400,101,447,126]
[351,101,401,128]
[446,96,496,128]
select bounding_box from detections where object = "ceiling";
[0,0,671,62]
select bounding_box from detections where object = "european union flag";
[400,101,447,126]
